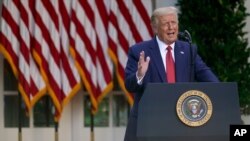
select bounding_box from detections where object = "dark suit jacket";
[124,37,219,141]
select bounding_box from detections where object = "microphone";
[184,30,192,43]
[178,31,185,37]
[178,30,192,43]
[178,31,186,39]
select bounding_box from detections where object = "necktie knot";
[167,46,172,51]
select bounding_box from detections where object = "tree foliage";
[176,0,250,112]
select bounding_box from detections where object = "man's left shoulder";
[175,40,189,47]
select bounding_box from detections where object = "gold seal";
[176,90,212,127]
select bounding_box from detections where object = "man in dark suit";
[124,6,219,141]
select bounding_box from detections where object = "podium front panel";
[137,82,241,141]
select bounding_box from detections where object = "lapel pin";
[180,51,184,54]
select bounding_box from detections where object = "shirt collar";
[156,36,175,51]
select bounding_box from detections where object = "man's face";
[156,14,179,45]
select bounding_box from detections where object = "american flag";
[0,0,153,117]
[0,0,81,120]
[31,0,63,120]
[0,0,47,112]
[31,0,81,120]
[69,0,113,113]
[108,0,153,106]
[59,0,81,109]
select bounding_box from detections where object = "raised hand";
[137,51,150,79]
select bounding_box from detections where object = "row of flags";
[0,0,153,121]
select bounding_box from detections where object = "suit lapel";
[174,41,186,82]
[149,38,166,82]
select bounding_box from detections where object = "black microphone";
[178,30,192,43]
[178,31,185,37]
[184,30,192,43]
[178,31,186,40]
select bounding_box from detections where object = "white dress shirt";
[156,36,175,71]
[136,36,176,84]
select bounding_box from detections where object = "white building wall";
[0,53,4,139]
[155,0,177,7]
[245,0,250,37]
[245,0,250,63]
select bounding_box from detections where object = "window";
[3,59,17,91]
[83,93,129,127]
[4,59,56,128]
[112,94,129,127]
[4,95,29,127]
[33,95,56,127]
[84,95,109,127]
[111,74,129,127]
[4,59,29,127]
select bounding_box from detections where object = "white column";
[0,53,4,141]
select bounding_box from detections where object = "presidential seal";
[176,90,212,127]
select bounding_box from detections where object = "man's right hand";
[137,51,150,79]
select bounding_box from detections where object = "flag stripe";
[71,13,96,64]
[24,0,46,106]
[116,0,142,42]
[0,0,32,110]
[133,0,153,36]
[59,0,81,107]
[32,0,62,119]
[91,0,112,87]
[108,0,153,106]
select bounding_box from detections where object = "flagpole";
[90,104,94,141]
[18,92,22,141]
[45,95,58,141]
[55,122,58,141]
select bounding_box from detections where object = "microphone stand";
[184,30,195,82]
[188,39,194,82]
